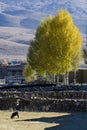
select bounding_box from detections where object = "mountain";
[0,0,87,34]
[0,0,87,60]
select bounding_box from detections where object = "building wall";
[0,64,25,84]
[77,70,87,83]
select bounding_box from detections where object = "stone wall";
[0,91,87,112]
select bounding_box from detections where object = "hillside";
[0,0,87,59]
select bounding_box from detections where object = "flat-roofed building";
[0,63,26,85]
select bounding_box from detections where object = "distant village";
[0,59,26,86]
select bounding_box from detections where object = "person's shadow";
[16,112,87,130]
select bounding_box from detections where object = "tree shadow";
[15,112,87,130]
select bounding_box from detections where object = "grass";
[0,111,87,130]
[0,111,69,130]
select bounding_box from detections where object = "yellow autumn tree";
[25,10,82,83]
[23,63,36,82]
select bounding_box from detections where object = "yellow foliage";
[23,64,36,82]
[26,9,82,76]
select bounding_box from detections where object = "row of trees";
[23,10,82,85]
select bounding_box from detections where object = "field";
[0,111,87,130]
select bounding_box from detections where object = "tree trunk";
[56,75,59,86]
[73,71,76,85]
[64,73,69,86]
[66,72,69,86]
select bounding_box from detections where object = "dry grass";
[0,111,69,130]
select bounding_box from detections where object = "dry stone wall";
[0,91,87,111]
